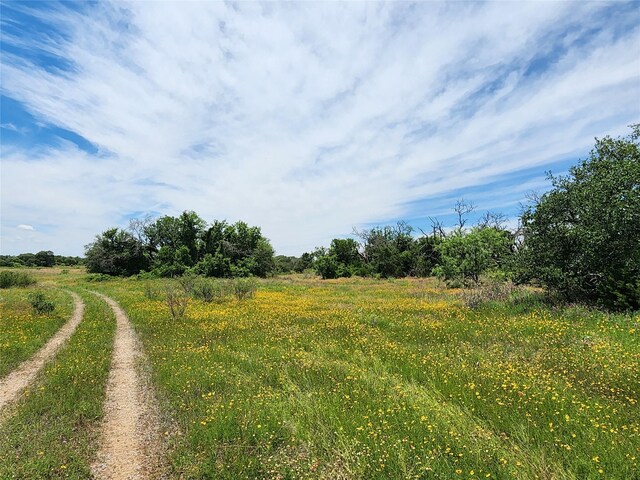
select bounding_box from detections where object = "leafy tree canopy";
[518,124,640,310]
[85,212,275,278]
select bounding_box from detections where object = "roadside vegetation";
[0,270,37,289]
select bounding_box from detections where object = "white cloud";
[0,1,638,255]
[17,224,35,231]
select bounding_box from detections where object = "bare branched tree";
[428,216,446,238]
[477,211,508,230]
[454,198,475,230]
[128,214,155,243]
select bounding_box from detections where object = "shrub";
[434,228,513,285]
[85,273,112,282]
[0,270,36,288]
[144,282,161,300]
[178,272,198,294]
[85,227,148,276]
[192,278,230,303]
[460,280,517,309]
[165,283,189,319]
[28,291,55,314]
[233,277,257,300]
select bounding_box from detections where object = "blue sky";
[1,1,639,256]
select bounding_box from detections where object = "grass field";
[0,285,73,378]
[0,271,638,479]
[94,275,639,479]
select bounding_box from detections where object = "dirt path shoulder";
[90,292,163,480]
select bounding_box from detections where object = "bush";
[28,291,55,314]
[85,273,112,282]
[85,227,148,276]
[233,277,257,300]
[192,278,230,303]
[144,282,161,300]
[460,280,517,309]
[0,270,36,288]
[165,283,189,319]
[177,272,198,294]
[434,228,513,285]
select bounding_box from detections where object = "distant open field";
[0,269,638,479]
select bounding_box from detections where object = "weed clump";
[28,291,55,314]
[0,270,36,289]
[144,282,161,300]
[461,280,517,308]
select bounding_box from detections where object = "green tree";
[434,227,513,285]
[314,251,341,279]
[195,220,275,278]
[518,125,640,310]
[85,228,148,276]
[34,250,55,267]
[358,222,415,278]
[144,211,206,271]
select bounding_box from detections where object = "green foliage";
[413,235,442,276]
[85,212,275,279]
[85,228,148,276]
[0,253,83,267]
[313,239,364,279]
[28,291,55,314]
[518,125,640,310]
[34,250,55,267]
[314,251,341,279]
[233,277,258,300]
[313,224,443,280]
[359,222,416,278]
[273,255,300,274]
[433,227,513,285]
[0,270,36,288]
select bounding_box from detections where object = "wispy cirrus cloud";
[1,1,638,255]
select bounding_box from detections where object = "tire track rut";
[91,292,162,480]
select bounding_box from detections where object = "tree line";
[298,125,640,310]
[0,251,83,268]
[82,124,638,310]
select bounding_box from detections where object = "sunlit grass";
[0,286,73,377]
[93,276,639,479]
[0,289,115,479]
